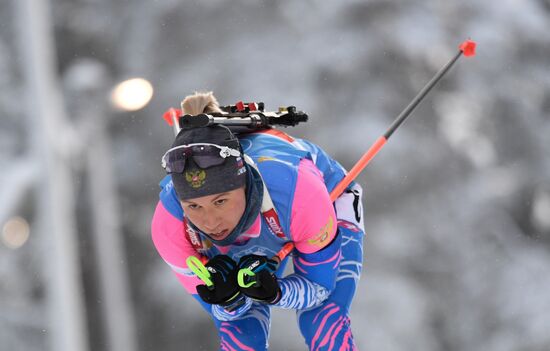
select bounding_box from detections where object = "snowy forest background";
[2,0,550,350]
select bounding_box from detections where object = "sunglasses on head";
[161,143,242,173]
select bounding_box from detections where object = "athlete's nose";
[202,214,221,232]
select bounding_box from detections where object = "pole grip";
[186,256,213,287]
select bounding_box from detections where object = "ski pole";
[329,39,476,201]
[163,107,182,135]
[249,39,477,276]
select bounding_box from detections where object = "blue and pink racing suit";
[152,129,365,351]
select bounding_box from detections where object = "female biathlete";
[152,92,365,351]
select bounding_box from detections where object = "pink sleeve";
[290,159,338,254]
[151,201,203,294]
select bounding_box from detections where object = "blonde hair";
[180,91,222,115]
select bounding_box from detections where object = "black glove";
[196,255,242,307]
[237,255,281,304]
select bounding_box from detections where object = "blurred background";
[1,0,550,350]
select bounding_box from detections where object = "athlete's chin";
[208,229,230,240]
